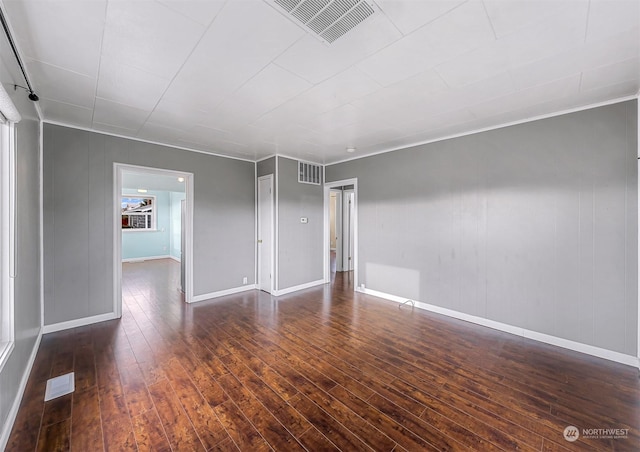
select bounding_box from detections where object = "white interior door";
[343,190,355,271]
[258,175,273,293]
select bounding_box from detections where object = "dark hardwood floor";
[7,259,640,451]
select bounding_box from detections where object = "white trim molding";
[0,330,42,451]
[274,156,279,292]
[273,279,325,296]
[254,163,258,292]
[0,121,16,373]
[43,312,119,334]
[39,119,44,330]
[637,97,640,370]
[114,163,194,310]
[323,178,358,288]
[359,287,639,368]
[191,284,257,303]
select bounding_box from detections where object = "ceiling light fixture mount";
[13,84,39,102]
[1,7,39,102]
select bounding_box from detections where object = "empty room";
[0,0,639,450]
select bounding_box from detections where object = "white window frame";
[121,194,157,232]
[0,120,16,372]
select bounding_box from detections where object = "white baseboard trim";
[43,312,119,334]
[358,287,639,368]
[0,329,42,451]
[169,255,181,263]
[274,279,326,296]
[122,255,171,263]
[191,284,257,303]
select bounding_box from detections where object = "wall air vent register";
[266,0,376,44]
[298,161,322,185]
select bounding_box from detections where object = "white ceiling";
[2,0,639,164]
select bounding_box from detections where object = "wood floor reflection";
[7,258,640,451]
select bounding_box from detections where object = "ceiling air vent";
[269,0,375,44]
[298,161,322,185]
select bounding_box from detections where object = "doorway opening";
[324,179,357,287]
[114,164,194,317]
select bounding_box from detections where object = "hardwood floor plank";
[162,358,230,449]
[208,436,240,451]
[217,336,300,401]
[328,384,436,451]
[41,394,72,428]
[218,351,312,437]
[99,393,137,451]
[7,260,640,452]
[216,370,306,451]
[390,378,542,450]
[49,349,74,380]
[71,386,105,452]
[260,351,398,451]
[131,408,172,452]
[288,393,373,451]
[147,378,205,451]
[213,399,271,451]
[366,392,470,450]
[6,406,43,451]
[36,419,70,452]
[74,343,97,392]
[119,363,155,418]
[296,426,341,451]
[96,346,125,400]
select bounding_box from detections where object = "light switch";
[300,217,308,223]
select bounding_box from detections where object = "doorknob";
[258,239,263,243]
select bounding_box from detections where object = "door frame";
[329,189,343,271]
[257,174,274,294]
[342,189,355,272]
[323,178,358,287]
[113,163,194,316]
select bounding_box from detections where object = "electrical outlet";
[243,276,248,285]
[163,246,167,251]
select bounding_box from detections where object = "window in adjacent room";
[121,195,157,231]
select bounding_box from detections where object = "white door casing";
[114,163,194,312]
[330,189,343,272]
[323,178,358,286]
[343,190,355,271]
[258,175,273,293]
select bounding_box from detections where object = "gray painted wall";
[326,100,638,356]
[257,156,275,177]
[0,85,42,441]
[277,157,323,289]
[43,124,255,325]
